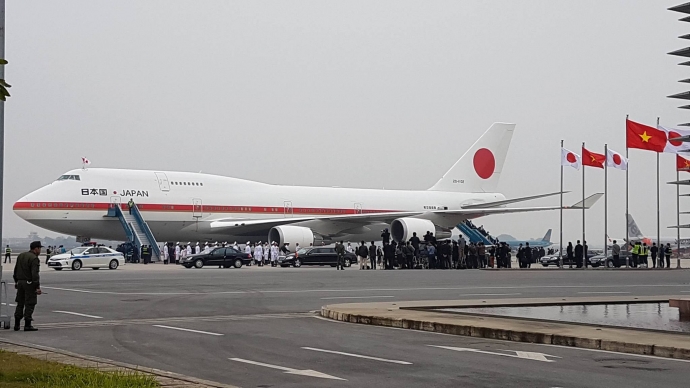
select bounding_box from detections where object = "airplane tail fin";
[627,214,644,239]
[428,122,515,193]
[542,229,552,243]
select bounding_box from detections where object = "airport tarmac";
[0,265,689,387]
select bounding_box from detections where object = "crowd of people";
[157,241,292,267]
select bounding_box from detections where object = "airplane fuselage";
[14,168,505,243]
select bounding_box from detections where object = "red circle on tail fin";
[473,148,495,180]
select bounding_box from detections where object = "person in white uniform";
[232,241,239,250]
[174,243,181,265]
[163,243,169,264]
[194,242,200,254]
[254,242,264,266]
[186,243,192,257]
[244,242,252,264]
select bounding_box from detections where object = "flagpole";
[582,141,586,269]
[604,143,608,260]
[678,168,681,269]
[657,117,661,268]
[625,114,630,268]
[558,139,563,269]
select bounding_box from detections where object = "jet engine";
[390,218,451,243]
[268,225,317,249]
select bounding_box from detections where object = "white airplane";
[14,123,601,247]
[626,214,690,247]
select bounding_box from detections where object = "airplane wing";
[460,191,566,209]
[203,194,603,236]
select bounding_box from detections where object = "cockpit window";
[57,175,81,181]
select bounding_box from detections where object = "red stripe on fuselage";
[12,201,398,215]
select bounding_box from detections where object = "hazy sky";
[4,1,690,245]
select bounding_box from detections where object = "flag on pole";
[561,148,581,170]
[81,157,90,165]
[659,125,690,153]
[606,148,628,170]
[626,119,667,152]
[677,154,690,172]
[582,147,605,169]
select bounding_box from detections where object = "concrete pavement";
[0,266,689,387]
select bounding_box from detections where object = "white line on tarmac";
[312,316,690,364]
[301,347,412,364]
[40,284,690,296]
[1,303,16,307]
[52,311,103,319]
[576,292,631,295]
[461,293,522,297]
[152,324,223,336]
[320,296,394,300]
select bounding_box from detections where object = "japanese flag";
[81,157,91,165]
[605,149,627,170]
[561,148,581,170]
[659,125,690,154]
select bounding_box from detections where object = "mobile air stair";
[457,221,494,245]
[107,203,161,261]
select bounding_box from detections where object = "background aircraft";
[501,229,552,249]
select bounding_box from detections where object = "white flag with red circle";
[659,125,690,154]
[81,157,91,165]
[561,148,581,170]
[605,148,627,170]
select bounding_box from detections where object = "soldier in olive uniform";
[13,241,43,331]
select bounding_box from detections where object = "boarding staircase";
[107,203,161,261]
[457,221,494,245]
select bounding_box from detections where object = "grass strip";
[0,349,159,387]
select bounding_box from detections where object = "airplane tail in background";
[428,122,515,193]
[627,214,644,239]
[541,229,552,243]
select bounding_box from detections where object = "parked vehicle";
[279,247,357,268]
[182,247,252,269]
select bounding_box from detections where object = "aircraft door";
[154,172,170,192]
[192,198,202,219]
[284,201,293,218]
[110,196,121,210]
[354,203,363,214]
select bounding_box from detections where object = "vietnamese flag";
[677,154,690,172]
[626,119,667,152]
[582,147,605,169]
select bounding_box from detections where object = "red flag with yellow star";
[626,119,667,152]
[677,154,690,172]
[581,147,605,168]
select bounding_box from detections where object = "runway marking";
[153,325,223,336]
[301,347,412,365]
[320,296,394,300]
[52,311,103,319]
[229,357,346,380]
[1,303,16,307]
[36,312,311,330]
[314,315,690,364]
[461,293,522,297]
[429,345,560,363]
[41,283,690,296]
[577,292,631,295]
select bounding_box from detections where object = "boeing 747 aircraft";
[14,123,601,247]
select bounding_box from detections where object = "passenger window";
[212,248,225,256]
[98,248,109,254]
[87,248,99,255]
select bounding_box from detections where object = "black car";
[589,251,633,268]
[182,247,252,269]
[279,247,357,268]
[540,250,603,267]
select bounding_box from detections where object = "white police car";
[47,246,125,271]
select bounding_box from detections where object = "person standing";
[427,243,437,269]
[45,246,52,264]
[358,241,368,270]
[4,245,11,264]
[650,243,658,269]
[658,244,665,268]
[162,243,169,264]
[405,242,415,269]
[611,240,621,268]
[186,243,192,258]
[381,229,390,245]
[369,242,377,270]
[409,232,421,259]
[13,241,43,331]
[335,241,345,270]
[665,243,672,269]
[254,243,264,267]
[574,240,583,269]
[383,242,394,269]
[641,243,649,268]
[523,243,532,269]
[127,198,135,214]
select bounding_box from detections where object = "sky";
[3,0,690,246]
